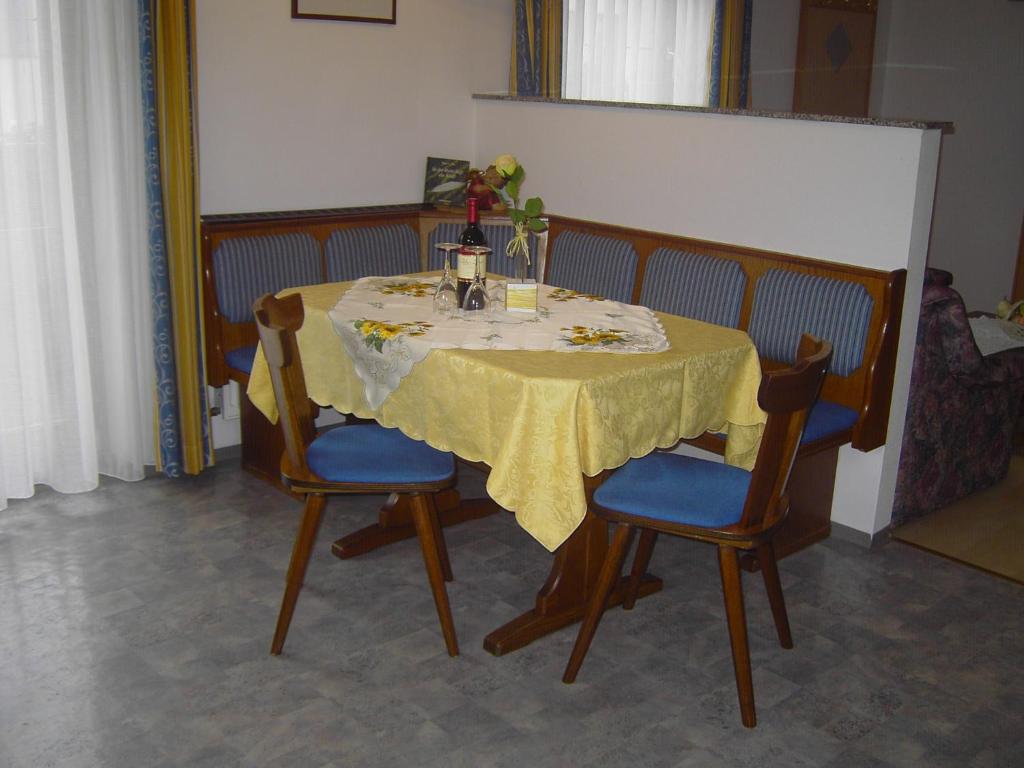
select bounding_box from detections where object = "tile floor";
[1,460,1022,767]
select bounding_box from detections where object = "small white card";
[505,280,538,313]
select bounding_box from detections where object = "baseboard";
[831,520,888,549]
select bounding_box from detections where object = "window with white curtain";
[562,0,716,106]
[0,0,154,510]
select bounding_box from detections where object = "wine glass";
[462,246,491,313]
[433,242,459,316]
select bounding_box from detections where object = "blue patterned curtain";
[709,0,753,108]
[137,0,211,477]
[511,0,562,97]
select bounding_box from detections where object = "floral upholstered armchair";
[892,269,1024,527]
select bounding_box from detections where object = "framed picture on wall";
[423,157,469,207]
[291,1,396,24]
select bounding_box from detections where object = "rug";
[891,453,1024,584]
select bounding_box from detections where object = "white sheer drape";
[562,0,715,106]
[0,0,154,510]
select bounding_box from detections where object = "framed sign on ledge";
[291,0,396,24]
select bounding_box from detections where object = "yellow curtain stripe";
[718,0,746,108]
[510,1,562,97]
[155,0,208,474]
[542,1,562,96]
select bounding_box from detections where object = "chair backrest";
[253,293,316,474]
[324,224,420,282]
[740,334,832,530]
[639,247,746,327]
[547,230,638,303]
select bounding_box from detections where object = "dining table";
[246,274,767,655]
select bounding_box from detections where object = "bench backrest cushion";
[212,233,321,323]
[748,269,874,377]
[324,223,420,282]
[639,247,746,328]
[547,231,638,303]
[426,222,540,279]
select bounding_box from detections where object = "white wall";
[751,0,1024,310]
[195,0,512,449]
[873,0,1024,310]
[475,99,940,535]
[196,0,513,214]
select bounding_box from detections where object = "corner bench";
[200,205,904,565]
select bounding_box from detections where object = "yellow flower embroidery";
[548,288,606,302]
[354,319,433,352]
[560,326,628,347]
[378,281,434,297]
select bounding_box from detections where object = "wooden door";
[792,0,878,117]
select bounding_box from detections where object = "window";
[562,0,716,106]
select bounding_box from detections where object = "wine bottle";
[457,196,487,305]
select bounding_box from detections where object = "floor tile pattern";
[1,461,1022,767]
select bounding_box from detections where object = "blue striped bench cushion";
[324,224,420,282]
[212,233,321,323]
[639,248,746,327]
[426,222,541,279]
[225,344,258,376]
[547,231,638,304]
[748,269,874,377]
[712,399,860,446]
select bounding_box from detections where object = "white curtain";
[562,0,715,106]
[0,0,154,511]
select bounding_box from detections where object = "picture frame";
[291,0,396,24]
[423,157,469,207]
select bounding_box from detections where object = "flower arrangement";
[996,298,1024,326]
[468,154,547,279]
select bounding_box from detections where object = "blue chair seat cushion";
[225,345,258,375]
[306,423,455,485]
[594,452,751,528]
[802,400,858,444]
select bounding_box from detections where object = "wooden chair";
[563,334,833,727]
[254,292,460,657]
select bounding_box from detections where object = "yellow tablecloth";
[247,280,767,552]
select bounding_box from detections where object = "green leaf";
[527,217,548,232]
[510,209,526,226]
[524,197,543,217]
[505,180,520,202]
[510,166,525,186]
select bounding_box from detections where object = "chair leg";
[428,493,454,583]
[409,493,459,657]
[718,545,756,728]
[624,529,658,610]
[756,541,793,649]
[563,522,636,684]
[271,493,327,655]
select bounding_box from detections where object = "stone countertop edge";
[472,93,952,132]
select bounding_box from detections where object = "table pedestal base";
[484,473,662,656]
[332,472,664,656]
[484,573,661,656]
[331,490,500,560]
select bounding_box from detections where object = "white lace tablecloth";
[328,275,670,408]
